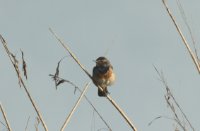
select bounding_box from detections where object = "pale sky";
[1,0,200,131]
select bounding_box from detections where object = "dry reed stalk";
[49,28,137,131]
[164,96,187,131]
[25,116,30,131]
[0,103,12,131]
[162,0,200,73]
[50,63,112,131]
[74,83,112,131]
[176,0,198,59]
[0,34,48,131]
[78,87,112,131]
[154,66,195,131]
[35,117,40,131]
[0,120,6,127]
[60,82,91,131]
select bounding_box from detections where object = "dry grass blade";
[50,64,112,131]
[25,116,30,131]
[49,28,92,79]
[49,28,137,131]
[49,74,77,91]
[0,120,7,128]
[60,82,91,131]
[21,50,28,80]
[164,96,186,131]
[0,35,22,87]
[162,0,200,73]
[11,53,22,87]
[0,34,48,131]
[162,1,196,130]
[49,58,68,89]
[176,0,199,60]
[0,103,12,131]
[35,117,40,131]
[154,66,195,131]
[166,91,195,131]
[148,115,175,126]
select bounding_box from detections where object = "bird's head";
[94,56,111,67]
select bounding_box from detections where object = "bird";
[92,56,115,97]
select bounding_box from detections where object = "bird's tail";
[98,87,108,97]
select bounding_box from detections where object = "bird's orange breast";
[95,67,115,86]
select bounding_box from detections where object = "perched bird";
[92,57,115,97]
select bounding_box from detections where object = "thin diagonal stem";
[0,34,48,131]
[50,28,137,131]
[162,0,200,73]
[60,82,91,131]
[51,75,112,130]
[0,103,12,131]
[155,66,195,131]
[162,1,196,130]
